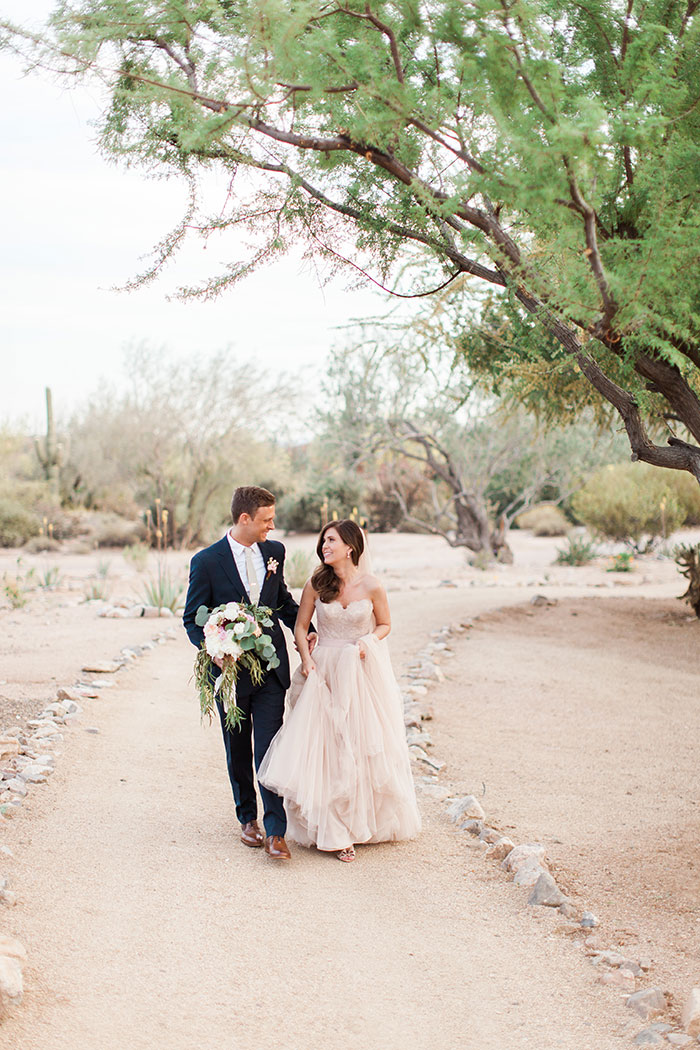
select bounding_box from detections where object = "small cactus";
[34,387,68,501]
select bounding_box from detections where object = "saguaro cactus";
[34,387,67,501]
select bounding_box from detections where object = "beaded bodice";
[315,598,374,644]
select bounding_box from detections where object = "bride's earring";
[346,551,351,558]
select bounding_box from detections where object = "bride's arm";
[295,580,318,676]
[359,578,391,659]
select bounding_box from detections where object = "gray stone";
[558,901,578,919]
[81,661,122,674]
[502,843,546,873]
[447,795,485,823]
[528,872,567,907]
[3,780,26,797]
[17,765,49,784]
[415,782,451,801]
[599,971,636,993]
[592,950,628,968]
[580,910,599,927]
[667,1034,694,1047]
[0,955,23,1015]
[459,819,483,836]
[478,826,503,844]
[513,859,548,887]
[681,989,700,1037]
[633,1031,666,1046]
[485,837,515,861]
[85,727,101,734]
[626,988,667,1020]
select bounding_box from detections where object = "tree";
[320,340,624,557]
[65,345,295,545]
[5,1,700,478]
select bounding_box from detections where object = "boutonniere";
[266,557,279,580]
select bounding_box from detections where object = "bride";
[258,519,421,862]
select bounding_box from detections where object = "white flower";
[233,622,246,636]
[224,602,241,618]
[266,557,279,575]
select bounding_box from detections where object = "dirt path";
[436,595,700,1017]
[1,597,636,1050]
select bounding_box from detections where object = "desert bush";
[0,498,41,547]
[24,535,61,553]
[675,543,700,618]
[88,513,146,548]
[515,504,569,536]
[285,549,315,588]
[555,534,598,565]
[666,472,700,527]
[572,463,685,552]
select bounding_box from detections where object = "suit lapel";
[258,541,276,606]
[216,535,247,598]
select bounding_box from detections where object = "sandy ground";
[0,529,697,1047]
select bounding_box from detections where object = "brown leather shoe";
[264,835,291,860]
[240,820,264,848]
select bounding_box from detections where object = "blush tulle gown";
[258,598,421,851]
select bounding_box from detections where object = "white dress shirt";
[226,532,265,598]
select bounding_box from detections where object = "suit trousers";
[216,677,287,838]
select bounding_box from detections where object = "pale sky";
[1,1,396,430]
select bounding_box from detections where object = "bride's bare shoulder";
[365,574,385,595]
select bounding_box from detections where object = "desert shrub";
[24,535,61,553]
[607,551,634,572]
[666,472,700,527]
[516,504,569,536]
[0,498,41,547]
[572,463,685,552]
[84,513,147,548]
[555,535,598,565]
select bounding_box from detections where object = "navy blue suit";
[182,536,299,837]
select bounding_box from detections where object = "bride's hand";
[357,640,367,661]
[301,659,316,677]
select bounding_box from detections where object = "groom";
[183,485,312,861]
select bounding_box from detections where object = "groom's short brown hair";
[231,485,276,523]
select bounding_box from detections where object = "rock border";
[0,625,177,1021]
[399,606,696,1047]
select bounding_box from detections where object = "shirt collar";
[227,531,260,556]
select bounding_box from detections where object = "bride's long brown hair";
[311,520,365,603]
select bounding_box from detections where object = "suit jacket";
[182,536,300,695]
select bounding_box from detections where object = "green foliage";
[83,579,109,602]
[555,535,598,566]
[666,471,700,527]
[516,504,569,537]
[38,565,63,590]
[0,498,41,547]
[284,549,315,589]
[139,560,185,612]
[2,558,36,607]
[573,462,685,552]
[607,551,634,573]
[11,0,700,475]
[276,475,365,534]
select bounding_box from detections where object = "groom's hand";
[213,656,224,669]
[307,632,318,653]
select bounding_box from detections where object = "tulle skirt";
[258,634,421,851]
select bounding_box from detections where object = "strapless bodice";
[315,598,374,645]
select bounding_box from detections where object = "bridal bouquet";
[193,601,280,730]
